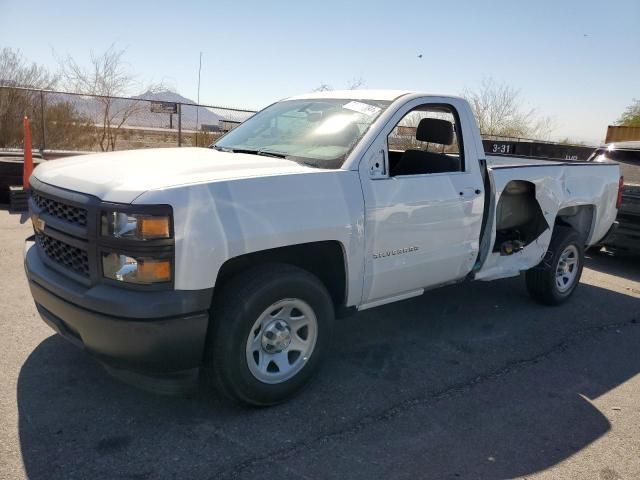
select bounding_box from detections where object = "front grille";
[36,234,90,277]
[32,192,88,227]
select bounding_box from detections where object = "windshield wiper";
[214,146,289,159]
[212,145,233,153]
[256,149,289,159]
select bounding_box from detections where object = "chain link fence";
[0,85,257,153]
[0,85,596,161]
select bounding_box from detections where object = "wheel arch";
[213,241,349,311]
[554,204,597,245]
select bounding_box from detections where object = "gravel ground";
[1,208,639,480]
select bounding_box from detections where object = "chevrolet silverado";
[24,90,622,405]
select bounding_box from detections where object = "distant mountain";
[136,90,196,103]
[48,89,253,130]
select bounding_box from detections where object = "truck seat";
[392,118,460,175]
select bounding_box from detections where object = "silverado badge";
[373,246,419,259]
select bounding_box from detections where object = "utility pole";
[195,51,202,146]
[39,90,46,151]
[178,103,182,147]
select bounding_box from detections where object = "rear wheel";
[525,227,584,305]
[208,264,333,406]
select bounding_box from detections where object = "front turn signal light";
[138,217,171,239]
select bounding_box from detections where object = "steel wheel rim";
[555,244,579,292]
[245,298,318,384]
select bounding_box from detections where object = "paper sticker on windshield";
[343,101,381,116]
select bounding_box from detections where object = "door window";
[387,104,464,176]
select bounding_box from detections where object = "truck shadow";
[16,260,640,479]
[586,249,640,282]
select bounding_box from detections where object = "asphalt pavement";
[1,208,639,480]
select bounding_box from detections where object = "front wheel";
[208,264,334,406]
[525,226,585,305]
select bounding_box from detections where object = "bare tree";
[313,83,333,92]
[58,45,161,151]
[313,76,366,93]
[0,47,57,89]
[0,47,57,148]
[463,78,554,140]
[346,76,366,90]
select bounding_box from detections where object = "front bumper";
[25,238,213,383]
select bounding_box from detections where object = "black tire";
[525,226,584,305]
[207,263,334,406]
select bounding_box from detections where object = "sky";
[1,0,639,144]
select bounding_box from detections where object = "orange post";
[23,116,33,190]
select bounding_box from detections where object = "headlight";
[101,211,171,240]
[102,252,171,284]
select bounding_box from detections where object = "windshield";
[213,98,391,169]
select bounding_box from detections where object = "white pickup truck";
[24,90,622,405]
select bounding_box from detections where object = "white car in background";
[588,141,640,254]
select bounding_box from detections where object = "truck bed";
[475,155,620,281]
[486,155,611,169]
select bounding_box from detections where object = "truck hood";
[32,147,316,203]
